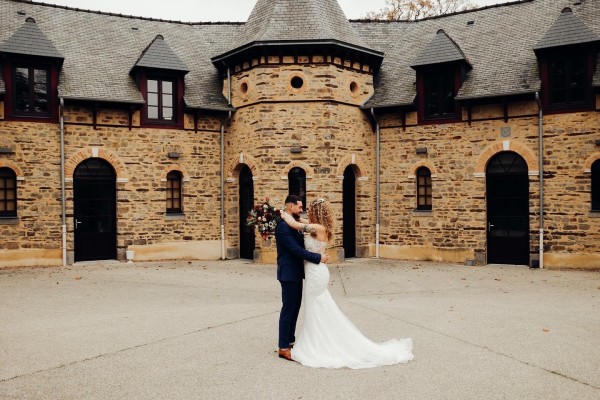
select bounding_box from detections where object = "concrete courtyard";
[0,258,599,399]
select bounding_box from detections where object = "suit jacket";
[275,221,322,282]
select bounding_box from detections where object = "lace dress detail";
[291,236,414,369]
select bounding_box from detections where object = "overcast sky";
[40,0,508,22]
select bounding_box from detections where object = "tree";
[364,0,475,21]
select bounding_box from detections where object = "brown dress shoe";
[278,348,293,361]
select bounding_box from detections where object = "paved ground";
[0,258,599,400]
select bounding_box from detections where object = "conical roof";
[535,7,600,51]
[234,0,368,50]
[212,0,383,69]
[132,35,189,73]
[411,29,469,68]
[0,17,63,59]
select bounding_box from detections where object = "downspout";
[370,108,380,258]
[220,66,233,260]
[535,92,544,269]
[59,97,67,267]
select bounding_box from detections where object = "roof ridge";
[8,0,245,25]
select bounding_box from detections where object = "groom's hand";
[320,254,329,263]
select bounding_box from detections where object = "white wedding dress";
[291,236,414,369]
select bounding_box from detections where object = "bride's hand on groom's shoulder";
[280,211,295,224]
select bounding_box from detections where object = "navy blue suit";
[275,221,321,349]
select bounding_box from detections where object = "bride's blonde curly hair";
[308,199,334,242]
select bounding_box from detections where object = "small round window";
[350,81,359,95]
[240,82,248,94]
[291,76,304,89]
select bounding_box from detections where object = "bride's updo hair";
[308,199,333,242]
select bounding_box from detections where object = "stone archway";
[66,148,128,181]
[474,140,537,177]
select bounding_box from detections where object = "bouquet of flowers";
[246,197,282,240]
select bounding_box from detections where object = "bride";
[280,198,414,369]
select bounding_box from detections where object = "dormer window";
[423,68,457,120]
[541,49,594,110]
[13,65,50,116]
[147,78,175,122]
[411,30,469,125]
[0,17,63,121]
[548,54,586,105]
[130,35,189,129]
[534,8,599,112]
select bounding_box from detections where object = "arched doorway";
[343,166,356,258]
[239,165,255,260]
[486,151,530,265]
[73,158,117,262]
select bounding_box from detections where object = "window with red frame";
[166,170,182,214]
[12,65,50,116]
[147,78,175,123]
[416,167,432,211]
[0,168,17,217]
[424,69,456,120]
[540,48,594,111]
[548,54,587,107]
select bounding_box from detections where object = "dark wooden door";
[74,158,117,262]
[343,166,356,258]
[486,152,529,265]
[239,165,255,260]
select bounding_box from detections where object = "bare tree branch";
[364,0,475,21]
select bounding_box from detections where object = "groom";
[275,195,328,361]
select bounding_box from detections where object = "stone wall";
[0,117,63,267]
[223,62,376,262]
[0,103,225,267]
[375,97,600,268]
[2,80,599,269]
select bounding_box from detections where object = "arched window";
[592,160,600,211]
[0,167,17,217]
[416,167,432,210]
[166,170,182,214]
[288,167,306,207]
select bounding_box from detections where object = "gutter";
[59,97,67,267]
[220,66,233,260]
[370,108,380,259]
[535,92,544,269]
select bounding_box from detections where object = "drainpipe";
[59,97,67,267]
[370,108,380,258]
[220,66,233,260]
[535,92,544,269]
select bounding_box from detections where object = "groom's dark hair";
[284,195,303,205]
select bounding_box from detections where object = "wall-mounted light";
[290,147,303,154]
[416,147,427,154]
[168,152,180,159]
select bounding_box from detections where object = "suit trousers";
[278,280,303,349]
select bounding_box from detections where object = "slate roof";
[213,0,383,67]
[535,7,600,51]
[132,35,189,73]
[411,29,470,68]
[0,0,243,109]
[0,0,599,110]
[0,16,63,59]
[356,0,600,108]
[228,0,370,51]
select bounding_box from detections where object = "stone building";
[0,0,599,269]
